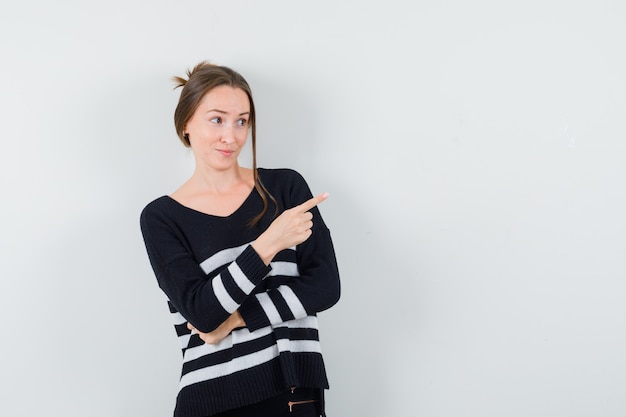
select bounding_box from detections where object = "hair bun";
[172,60,220,89]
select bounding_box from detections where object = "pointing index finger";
[298,192,329,212]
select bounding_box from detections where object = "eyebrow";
[206,109,250,116]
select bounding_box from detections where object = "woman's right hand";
[252,193,328,265]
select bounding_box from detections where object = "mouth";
[217,149,235,157]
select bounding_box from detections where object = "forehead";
[197,85,250,112]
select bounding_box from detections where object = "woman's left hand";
[187,311,246,344]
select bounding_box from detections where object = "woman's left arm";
[187,310,246,344]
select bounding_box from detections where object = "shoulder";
[257,167,308,189]
[257,168,313,206]
[140,196,177,227]
[141,195,172,215]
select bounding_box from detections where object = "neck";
[190,164,247,194]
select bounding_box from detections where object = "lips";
[217,149,235,156]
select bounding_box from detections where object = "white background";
[1,1,625,416]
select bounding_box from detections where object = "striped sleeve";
[240,285,306,330]
[239,226,340,332]
[239,257,309,329]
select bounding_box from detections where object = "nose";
[220,125,236,144]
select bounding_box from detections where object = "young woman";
[140,62,341,417]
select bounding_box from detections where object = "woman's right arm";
[251,193,328,265]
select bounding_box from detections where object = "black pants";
[211,388,321,417]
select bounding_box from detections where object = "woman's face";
[185,85,251,172]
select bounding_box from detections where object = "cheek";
[238,131,250,144]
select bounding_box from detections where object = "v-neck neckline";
[165,185,257,219]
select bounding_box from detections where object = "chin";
[210,161,239,171]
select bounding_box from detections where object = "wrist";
[231,311,246,328]
[251,235,277,266]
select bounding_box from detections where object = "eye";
[210,117,222,124]
[237,118,248,127]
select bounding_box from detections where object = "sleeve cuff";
[237,244,272,286]
[239,295,271,332]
